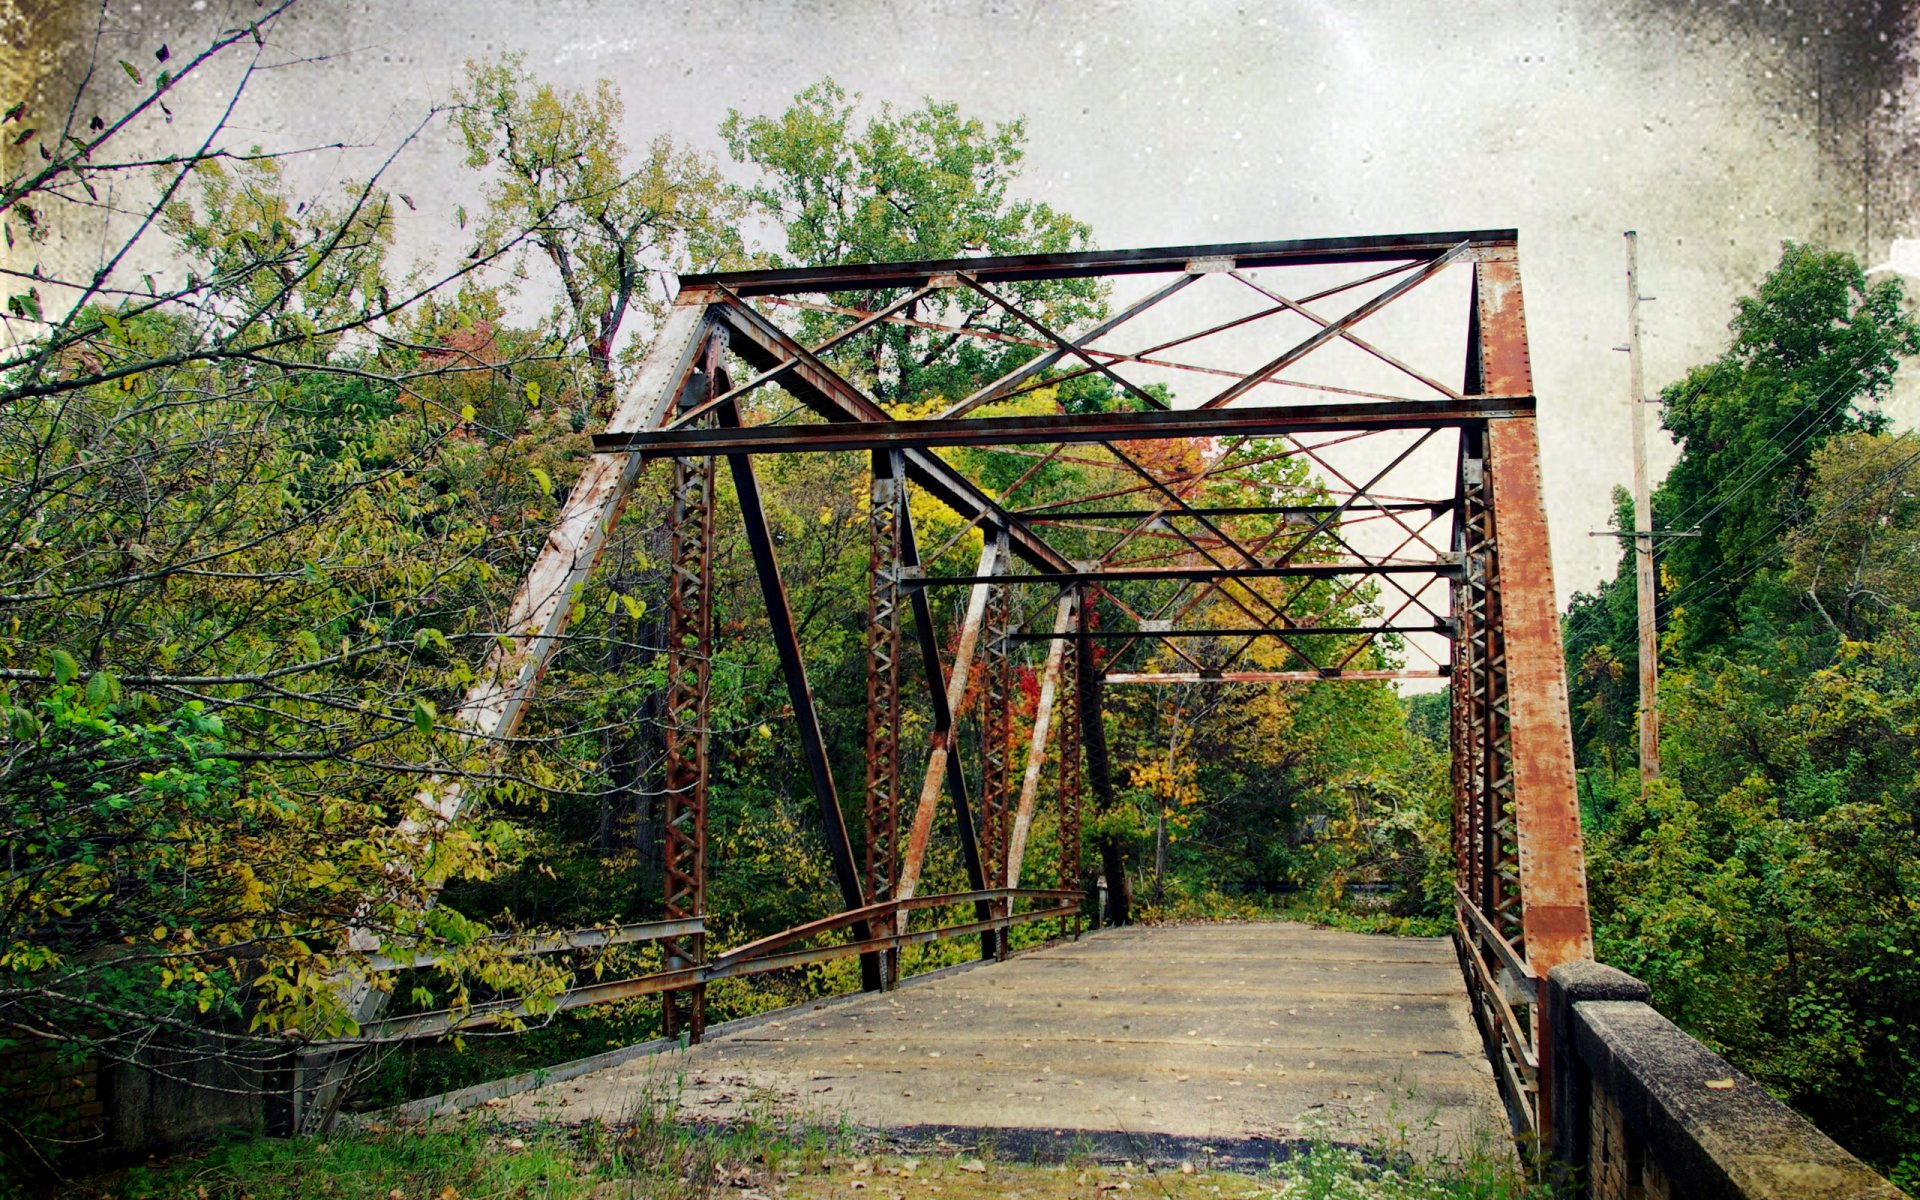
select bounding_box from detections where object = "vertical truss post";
[978,531,1016,959]
[1455,425,1512,940]
[660,335,723,1041]
[1487,414,1592,973]
[898,510,995,956]
[1472,258,1593,976]
[864,450,907,988]
[1056,591,1085,927]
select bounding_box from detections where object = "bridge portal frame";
[301,231,1592,1147]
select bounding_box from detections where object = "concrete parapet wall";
[1547,962,1907,1200]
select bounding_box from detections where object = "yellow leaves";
[604,591,646,620]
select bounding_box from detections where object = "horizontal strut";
[1102,669,1449,684]
[913,561,1458,586]
[677,229,1518,296]
[1007,624,1450,641]
[593,397,1532,458]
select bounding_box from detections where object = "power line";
[1657,431,1920,625]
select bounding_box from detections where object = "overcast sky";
[11,0,1919,601]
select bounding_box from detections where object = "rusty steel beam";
[896,535,1001,913]
[1056,597,1085,897]
[1007,624,1450,641]
[705,294,1072,575]
[898,492,990,908]
[1488,412,1592,973]
[1447,255,1592,1154]
[1027,502,1447,521]
[661,337,723,1040]
[913,561,1457,586]
[863,450,907,987]
[1102,669,1448,684]
[593,396,1535,458]
[1006,591,1077,892]
[978,547,1017,959]
[677,229,1518,296]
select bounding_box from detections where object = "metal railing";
[1455,885,1542,1140]
[323,887,1082,1046]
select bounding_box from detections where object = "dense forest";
[1564,243,1920,1185]
[4,10,1916,1189]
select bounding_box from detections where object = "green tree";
[453,55,744,422]
[1784,431,1920,640]
[722,80,1107,410]
[1657,243,1920,653]
[0,17,613,1138]
[1568,247,1920,1179]
[1588,621,1920,1180]
[1563,486,1641,773]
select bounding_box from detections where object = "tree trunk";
[1100,835,1132,928]
[1075,629,1131,925]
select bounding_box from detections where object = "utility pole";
[1625,231,1660,784]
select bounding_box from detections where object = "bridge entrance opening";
[298,232,1592,1148]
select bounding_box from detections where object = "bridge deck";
[500,922,1507,1157]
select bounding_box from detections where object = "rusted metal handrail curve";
[713,887,1079,967]
[328,888,1083,1046]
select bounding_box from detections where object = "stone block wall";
[1546,962,1907,1200]
[0,1032,107,1155]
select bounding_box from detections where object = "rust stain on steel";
[1102,668,1448,684]
[1005,591,1077,889]
[1487,415,1593,974]
[1473,259,1534,398]
[895,535,1002,909]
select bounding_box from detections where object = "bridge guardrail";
[1455,886,1544,1141]
[1546,960,1907,1200]
[318,887,1082,1047]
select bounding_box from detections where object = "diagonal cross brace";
[294,304,717,1132]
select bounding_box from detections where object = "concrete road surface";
[496,922,1508,1159]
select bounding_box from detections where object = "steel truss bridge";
[294,230,1593,1151]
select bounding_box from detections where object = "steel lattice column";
[864,451,906,987]
[1452,428,1516,941]
[661,342,722,1041]
[978,531,1016,957]
[1056,590,1084,898]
